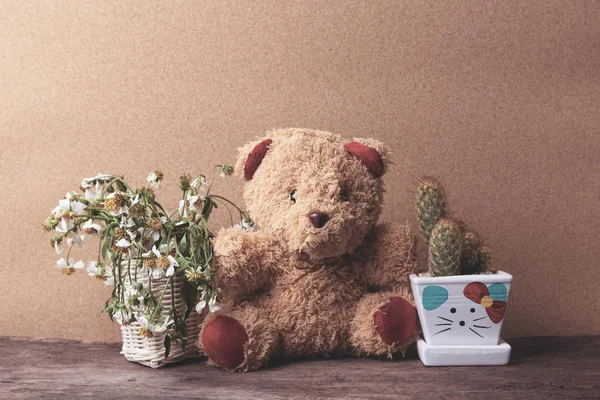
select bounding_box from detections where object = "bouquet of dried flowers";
[42,165,250,357]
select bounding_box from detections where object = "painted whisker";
[437,316,453,323]
[473,316,487,321]
[433,328,451,336]
[469,327,484,338]
[473,325,491,329]
[435,323,452,326]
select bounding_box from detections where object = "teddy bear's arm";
[213,227,284,301]
[361,222,417,291]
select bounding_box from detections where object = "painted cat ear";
[422,285,448,310]
[235,139,273,181]
[488,283,508,302]
[344,138,388,178]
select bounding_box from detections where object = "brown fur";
[199,128,418,371]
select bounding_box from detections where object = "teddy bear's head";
[235,128,389,260]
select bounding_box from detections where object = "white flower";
[81,173,111,189]
[115,238,131,248]
[124,286,145,305]
[66,232,85,248]
[84,186,101,201]
[144,245,162,259]
[104,192,129,216]
[141,245,177,278]
[51,198,87,219]
[54,240,63,255]
[141,246,164,279]
[56,258,84,275]
[82,219,103,236]
[158,242,171,253]
[234,219,254,232]
[164,255,178,277]
[55,219,74,233]
[148,216,167,241]
[95,179,104,193]
[51,199,68,218]
[122,216,135,228]
[135,314,171,334]
[186,194,204,212]
[147,171,162,189]
[55,220,84,248]
[86,260,99,276]
[195,295,222,313]
[112,309,131,325]
[82,177,106,201]
[178,200,188,218]
[191,175,206,189]
[86,261,114,286]
[115,224,137,258]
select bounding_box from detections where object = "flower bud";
[179,174,192,191]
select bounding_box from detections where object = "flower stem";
[151,276,172,323]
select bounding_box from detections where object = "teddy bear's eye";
[339,185,350,202]
[290,190,297,204]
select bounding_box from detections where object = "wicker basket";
[120,268,202,368]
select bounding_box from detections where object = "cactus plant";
[475,246,492,273]
[460,231,481,274]
[415,177,447,243]
[415,177,491,276]
[428,218,463,276]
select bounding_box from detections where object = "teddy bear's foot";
[199,304,279,372]
[373,296,417,346]
[201,315,248,370]
[350,292,418,357]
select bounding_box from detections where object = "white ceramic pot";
[410,271,512,346]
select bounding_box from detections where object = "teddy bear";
[198,128,418,371]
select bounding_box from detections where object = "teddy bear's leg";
[350,291,418,357]
[199,303,279,372]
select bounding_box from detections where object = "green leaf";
[164,335,171,358]
[101,239,111,262]
[181,336,188,352]
[179,235,188,254]
[180,281,198,319]
[175,256,190,269]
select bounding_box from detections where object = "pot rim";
[410,270,512,285]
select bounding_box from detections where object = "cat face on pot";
[235,128,388,260]
[419,281,508,345]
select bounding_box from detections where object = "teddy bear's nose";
[309,213,329,229]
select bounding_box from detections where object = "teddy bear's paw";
[373,296,418,347]
[201,315,248,370]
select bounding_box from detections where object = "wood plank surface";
[1,336,598,399]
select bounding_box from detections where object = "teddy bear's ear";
[344,138,389,178]
[235,138,273,181]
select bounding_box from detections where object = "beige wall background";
[1,1,599,343]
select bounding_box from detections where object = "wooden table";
[1,336,598,399]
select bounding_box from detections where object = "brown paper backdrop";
[1,1,599,342]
